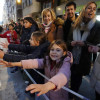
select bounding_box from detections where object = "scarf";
[72,17,96,64]
[43,21,52,33]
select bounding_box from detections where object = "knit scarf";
[43,21,52,33]
[72,17,96,64]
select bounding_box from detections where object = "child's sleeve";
[49,57,71,90]
[21,58,44,69]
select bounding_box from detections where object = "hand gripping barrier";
[24,69,49,100]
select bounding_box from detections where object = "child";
[0,24,19,44]
[20,17,39,45]
[0,31,49,81]
[0,40,72,100]
[0,31,49,62]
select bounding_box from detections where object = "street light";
[16,0,21,4]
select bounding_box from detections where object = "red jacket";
[0,30,19,44]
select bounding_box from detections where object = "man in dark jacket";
[63,1,77,42]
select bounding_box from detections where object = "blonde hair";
[41,8,56,23]
[73,1,97,29]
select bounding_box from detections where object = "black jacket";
[20,25,39,45]
[68,20,100,75]
[63,14,78,42]
[3,42,50,62]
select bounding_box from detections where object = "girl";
[0,31,49,62]
[67,1,100,99]
[20,17,39,45]
[0,40,72,100]
[0,24,19,44]
[39,8,64,42]
[0,31,49,82]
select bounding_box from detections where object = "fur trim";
[54,18,64,26]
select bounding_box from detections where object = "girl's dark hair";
[9,24,14,27]
[31,31,46,45]
[24,17,38,27]
[44,40,68,68]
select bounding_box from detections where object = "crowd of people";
[0,1,100,100]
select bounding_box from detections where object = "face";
[20,21,24,26]
[84,3,96,20]
[9,25,14,30]
[24,20,32,28]
[43,11,52,25]
[29,36,39,46]
[65,5,76,19]
[50,44,66,61]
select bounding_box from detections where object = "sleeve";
[21,58,44,69]
[49,58,71,90]
[8,44,36,53]
[3,51,41,62]
[0,31,7,38]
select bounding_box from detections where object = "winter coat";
[90,53,100,94]
[63,14,78,42]
[21,55,72,100]
[3,41,50,62]
[0,30,18,44]
[39,18,64,42]
[20,25,39,45]
[68,20,100,75]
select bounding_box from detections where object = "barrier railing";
[24,69,49,100]
[32,69,90,100]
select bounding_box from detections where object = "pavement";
[0,66,35,100]
[0,66,95,100]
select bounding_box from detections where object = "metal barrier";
[24,69,49,100]
[32,69,90,100]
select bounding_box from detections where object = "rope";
[33,69,90,100]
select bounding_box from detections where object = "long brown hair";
[73,1,97,29]
[44,40,68,68]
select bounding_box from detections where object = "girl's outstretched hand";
[0,60,13,67]
[0,42,9,48]
[26,82,56,96]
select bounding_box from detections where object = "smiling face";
[65,5,76,20]
[49,44,66,61]
[84,3,96,20]
[43,11,52,25]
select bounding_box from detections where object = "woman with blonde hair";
[39,8,64,42]
[67,1,100,99]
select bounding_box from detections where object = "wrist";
[45,81,56,91]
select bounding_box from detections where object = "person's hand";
[0,42,9,48]
[0,50,4,59]
[26,82,56,96]
[71,41,77,46]
[76,41,85,46]
[0,60,13,67]
[88,46,99,53]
